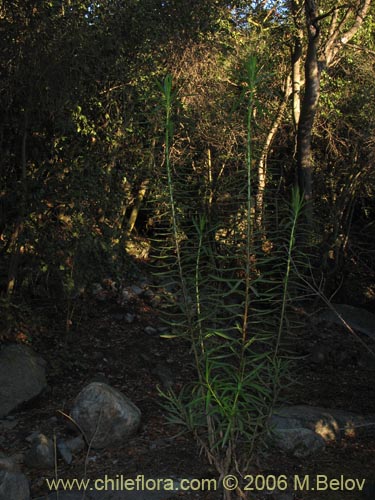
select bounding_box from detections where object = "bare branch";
[346,42,375,57]
[314,4,351,23]
[324,0,372,67]
[328,7,339,40]
[340,0,372,45]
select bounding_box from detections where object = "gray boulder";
[0,453,29,500]
[25,433,54,469]
[70,382,141,449]
[269,405,375,457]
[271,427,326,458]
[271,405,375,441]
[0,345,47,418]
[313,304,375,341]
[0,470,30,500]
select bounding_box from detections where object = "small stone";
[157,326,169,334]
[25,431,40,444]
[130,285,143,295]
[65,435,85,454]
[144,326,157,335]
[125,313,135,323]
[24,433,54,469]
[57,440,72,464]
[121,289,131,303]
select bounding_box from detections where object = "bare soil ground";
[2,273,374,500]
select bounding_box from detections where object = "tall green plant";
[154,58,304,499]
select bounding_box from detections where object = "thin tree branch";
[313,4,351,23]
[346,42,375,56]
[339,0,372,44]
[324,0,372,67]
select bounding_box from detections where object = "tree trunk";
[7,116,28,296]
[296,0,372,221]
[125,136,156,237]
[291,31,303,131]
[125,178,150,236]
[297,0,321,216]
[255,76,291,230]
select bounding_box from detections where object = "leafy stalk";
[159,74,203,383]
[155,58,304,499]
[274,188,304,360]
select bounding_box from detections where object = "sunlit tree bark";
[297,0,320,208]
[296,0,372,218]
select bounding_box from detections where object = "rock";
[313,304,375,341]
[271,405,375,441]
[0,345,47,418]
[0,469,29,500]
[25,431,40,444]
[271,427,326,458]
[269,405,375,461]
[56,435,85,464]
[70,382,141,449]
[57,440,72,464]
[65,435,85,454]
[157,326,169,334]
[125,313,135,323]
[130,285,143,296]
[144,326,157,335]
[121,289,131,303]
[24,433,54,469]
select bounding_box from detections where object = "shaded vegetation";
[0,0,374,496]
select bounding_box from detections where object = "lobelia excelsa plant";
[153,56,304,499]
